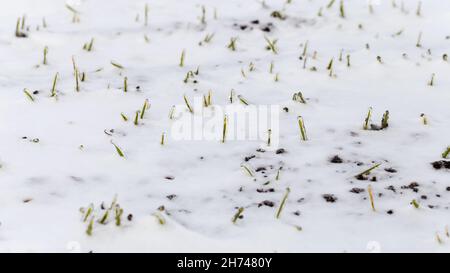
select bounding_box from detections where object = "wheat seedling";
[222,115,228,143]
[241,164,254,177]
[229,90,235,103]
[111,61,124,69]
[86,217,94,236]
[318,7,323,16]
[368,2,374,14]
[264,36,278,54]
[83,38,94,52]
[232,207,244,224]
[183,71,193,83]
[144,4,149,26]
[160,132,166,146]
[327,58,334,70]
[99,210,109,225]
[274,73,280,82]
[302,56,308,69]
[363,107,372,130]
[355,163,381,178]
[74,68,80,92]
[51,72,59,97]
[23,88,34,102]
[339,0,346,18]
[140,99,149,119]
[153,212,166,225]
[199,6,206,24]
[416,1,422,16]
[275,167,281,181]
[204,33,214,43]
[179,50,185,67]
[43,46,48,65]
[420,113,428,125]
[207,90,212,106]
[111,141,125,157]
[241,68,247,78]
[292,91,306,104]
[297,116,308,141]
[327,0,336,9]
[15,17,27,37]
[368,185,376,211]
[428,73,435,86]
[416,32,422,47]
[227,37,238,51]
[66,4,80,23]
[183,95,194,113]
[381,110,389,129]
[133,111,140,126]
[123,76,128,92]
[442,147,450,159]
[237,95,249,105]
[302,40,309,57]
[276,187,291,219]
[81,204,94,222]
[168,105,175,119]
[115,206,124,226]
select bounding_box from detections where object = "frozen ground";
[0,0,450,253]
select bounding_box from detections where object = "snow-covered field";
[0,0,450,253]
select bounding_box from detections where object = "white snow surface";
[0,0,450,253]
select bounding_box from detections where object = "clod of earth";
[350,188,365,194]
[431,161,450,170]
[257,188,275,193]
[384,168,397,173]
[330,155,343,163]
[401,182,420,192]
[258,200,274,207]
[322,194,337,203]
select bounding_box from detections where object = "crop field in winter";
[0,0,450,253]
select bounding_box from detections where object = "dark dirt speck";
[330,155,343,164]
[258,200,274,207]
[257,188,275,193]
[386,185,396,193]
[245,155,256,162]
[384,168,397,173]
[322,194,337,203]
[166,194,177,200]
[350,188,365,194]
[256,167,266,172]
[432,160,450,170]
[401,182,419,192]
